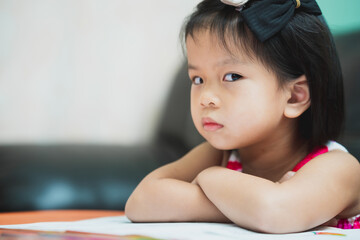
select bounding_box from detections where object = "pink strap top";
[227,141,348,172]
[226,141,360,229]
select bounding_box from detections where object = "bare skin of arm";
[125,142,230,223]
[195,151,360,233]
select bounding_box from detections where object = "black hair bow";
[241,0,322,42]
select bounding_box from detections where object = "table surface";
[0,210,358,240]
[0,210,124,225]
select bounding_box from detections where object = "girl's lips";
[202,117,224,131]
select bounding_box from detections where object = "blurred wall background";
[0,0,197,145]
[0,0,359,145]
[317,0,360,34]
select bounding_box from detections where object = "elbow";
[125,192,145,223]
[125,183,159,223]
[124,196,137,222]
[125,179,169,223]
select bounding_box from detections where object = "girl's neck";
[238,126,309,182]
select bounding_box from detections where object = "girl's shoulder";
[309,141,359,170]
[292,141,350,172]
[295,141,360,188]
[224,140,360,176]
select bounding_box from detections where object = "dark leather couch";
[0,31,359,212]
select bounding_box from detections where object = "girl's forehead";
[186,31,254,63]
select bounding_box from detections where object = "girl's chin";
[196,128,238,150]
[203,137,236,150]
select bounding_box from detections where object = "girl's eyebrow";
[187,64,198,70]
[188,57,246,70]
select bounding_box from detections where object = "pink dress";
[226,141,360,229]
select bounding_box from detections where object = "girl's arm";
[195,150,360,233]
[125,142,230,223]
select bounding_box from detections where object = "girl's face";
[187,31,291,150]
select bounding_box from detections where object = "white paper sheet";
[1,216,360,240]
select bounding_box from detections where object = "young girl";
[125,0,360,233]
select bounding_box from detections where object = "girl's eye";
[192,76,203,85]
[224,73,243,82]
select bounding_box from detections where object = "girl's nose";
[200,90,220,108]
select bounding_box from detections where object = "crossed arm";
[125,142,230,223]
[125,142,360,233]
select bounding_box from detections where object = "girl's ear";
[284,75,311,118]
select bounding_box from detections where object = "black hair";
[182,0,344,150]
